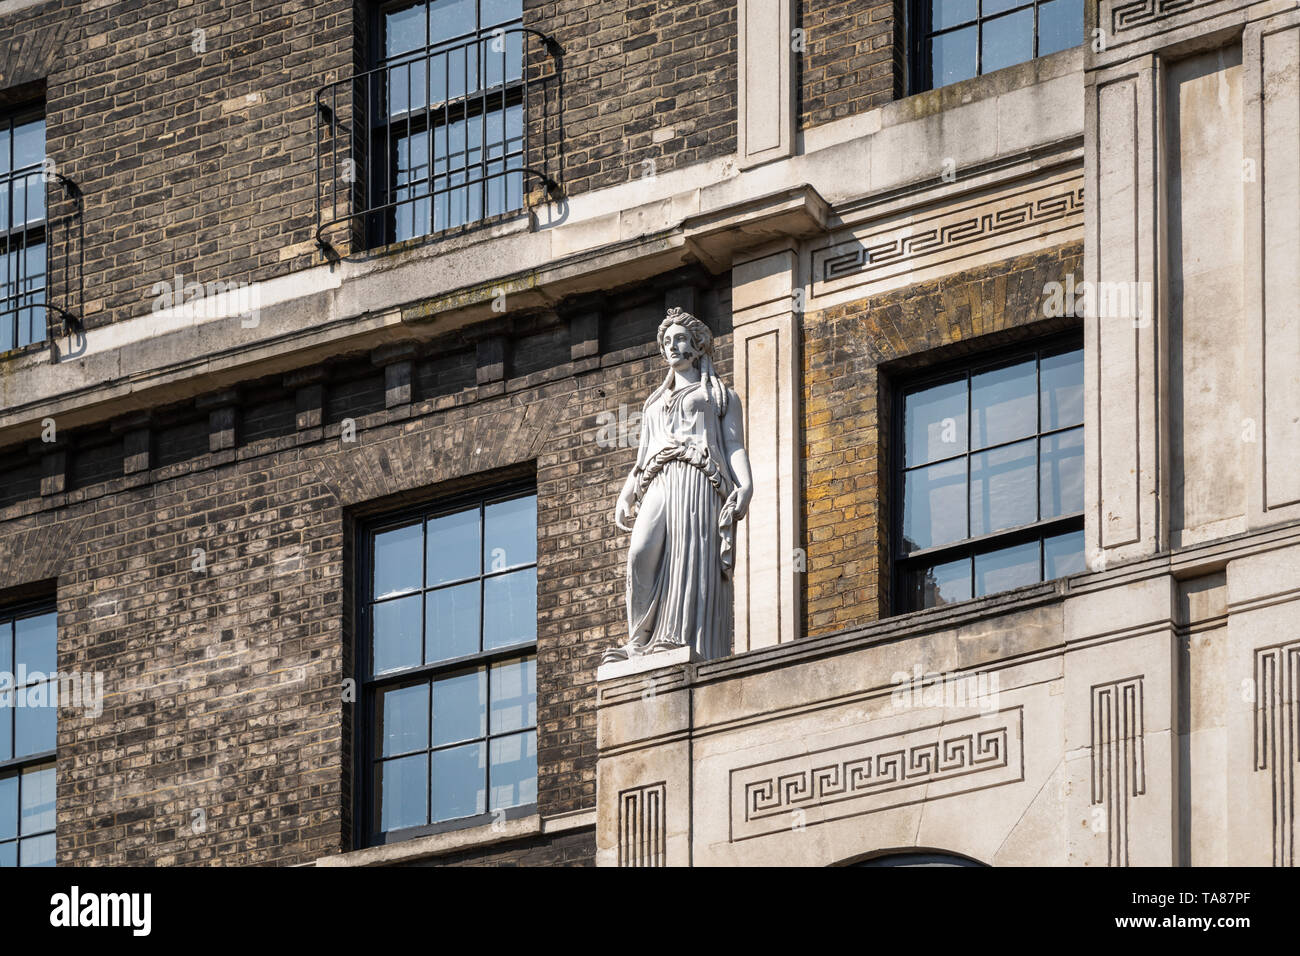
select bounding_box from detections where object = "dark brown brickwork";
[406,826,595,866]
[526,0,737,198]
[799,0,901,130]
[801,242,1083,637]
[0,266,729,864]
[1,0,740,335]
[36,0,359,333]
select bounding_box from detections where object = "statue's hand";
[615,493,634,532]
[731,484,752,521]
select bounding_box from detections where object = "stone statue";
[601,307,753,664]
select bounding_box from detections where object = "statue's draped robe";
[626,379,737,659]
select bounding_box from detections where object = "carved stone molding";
[1107,0,1216,34]
[811,177,1083,300]
[617,782,667,867]
[1254,641,1300,867]
[728,708,1024,841]
[1090,676,1146,867]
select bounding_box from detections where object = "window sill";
[312,807,595,866]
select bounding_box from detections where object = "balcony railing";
[315,26,561,259]
[0,163,82,355]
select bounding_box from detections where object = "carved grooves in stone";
[617,782,666,867]
[1254,641,1299,867]
[1091,676,1146,867]
[1109,0,1212,34]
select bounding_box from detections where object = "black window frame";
[908,0,1081,95]
[0,596,58,868]
[366,0,527,249]
[354,480,539,849]
[891,332,1085,614]
[0,105,47,353]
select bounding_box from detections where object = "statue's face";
[661,323,699,372]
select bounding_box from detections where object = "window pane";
[490,657,536,734]
[0,690,10,762]
[970,438,1037,537]
[983,0,1029,14]
[15,612,55,677]
[372,594,423,675]
[1044,529,1086,579]
[981,7,1034,74]
[971,359,1036,449]
[374,523,422,598]
[482,0,522,26]
[13,119,42,171]
[1040,348,1084,430]
[431,741,486,822]
[427,507,480,586]
[395,131,431,242]
[19,765,53,835]
[484,494,536,570]
[1038,0,1083,57]
[975,540,1040,597]
[932,0,977,30]
[483,567,537,649]
[14,682,55,757]
[911,556,972,610]
[903,458,967,552]
[18,833,54,867]
[931,27,978,87]
[385,3,426,57]
[904,377,967,467]
[1040,427,1084,518]
[429,0,476,45]
[0,774,15,841]
[0,619,10,674]
[0,842,13,867]
[376,753,428,833]
[425,581,481,663]
[432,668,486,746]
[377,682,429,757]
[489,731,536,810]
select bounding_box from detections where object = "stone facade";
[0,0,1294,868]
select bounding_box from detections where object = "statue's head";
[657,307,713,373]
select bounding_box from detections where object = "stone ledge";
[310,807,596,866]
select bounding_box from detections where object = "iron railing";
[0,163,82,354]
[315,25,560,259]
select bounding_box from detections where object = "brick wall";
[798,0,901,130]
[801,242,1083,637]
[35,0,358,334]
[526,0,737,198]
[0,266,730,864]
[0,0,741,338]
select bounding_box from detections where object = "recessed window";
[0,108,46,352]
[371,0,525,245]
[909,0,1082,92]
[360,486,537,845]
[894,338,1084,612]
[0,603,57,867]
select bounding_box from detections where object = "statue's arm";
[722,390,753,520]
[615,404,649,532]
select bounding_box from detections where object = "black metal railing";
[315,26,560,258]
[0,163,82,355]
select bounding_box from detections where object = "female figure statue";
[601,308,753,664]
